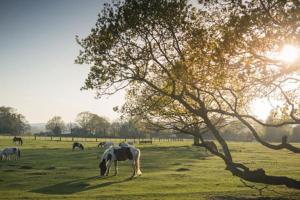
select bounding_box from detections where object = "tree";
[220,120,255,142]
[76,0,300,189]
[264,110,292,142]
[46,116,65,135]
[0,106,30,135]
[291,125,300,142]
[110,121,121,137]
[76,111,110,135]
[66,122,78,134]
[121,91,226,144]
[75,111,94,134]
[90,114,110,136]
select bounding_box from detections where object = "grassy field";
[0,138,300,200]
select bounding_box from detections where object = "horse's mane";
[100,147,112,162]
[100,146,121,161]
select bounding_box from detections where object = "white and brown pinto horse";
[99,146,142,178]
[72,142,84,151]
[0,147,21,160]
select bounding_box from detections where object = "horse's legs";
[130,160,136,178]
[106,160,112,176]
[135,159,141,176]
[114,160,118,176]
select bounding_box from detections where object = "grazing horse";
[13,137,23,145]
[0,147,21,160]
[72,142,84,151]
[99,146,142,178]
[98,141,114,149]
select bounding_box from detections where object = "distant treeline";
[1,106,300,142]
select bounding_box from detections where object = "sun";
[279,44,299,63]
[251,99,273,120]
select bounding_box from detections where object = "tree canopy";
[75,111,110,135]
[0,106,30,135]
[76,0,300,189]
[46,116,65,135]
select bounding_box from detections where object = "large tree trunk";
[193,134,200,145]
[197,114,300,190]
[225,162,300,189]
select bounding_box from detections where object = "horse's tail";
[135,149,142,175]
[20,139,23,145]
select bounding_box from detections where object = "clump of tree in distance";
[46,116,65,135]
[0,106,30,135]
[76,0,300,189]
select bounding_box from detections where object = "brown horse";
[13,137,23,145]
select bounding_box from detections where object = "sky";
[0,0,125,123]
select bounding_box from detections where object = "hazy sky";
[0,0,125,123]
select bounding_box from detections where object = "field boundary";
[0,135,188,143]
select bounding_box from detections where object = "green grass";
[0,139,300,200]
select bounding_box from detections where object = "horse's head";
[99,159,107,176]
[99,150,113,176]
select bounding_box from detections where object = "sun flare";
[279,44,299,63]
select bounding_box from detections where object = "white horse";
[98,141,114,149]
[99,146,142,178]
[0,147,21,160]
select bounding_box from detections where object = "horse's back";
[73,142,84,150]
[113,147,133,161]
[3,147,19,154]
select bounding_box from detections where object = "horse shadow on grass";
[31,176,132,195]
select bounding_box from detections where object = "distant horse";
[119,141,134,147]
[13,137,23,145]
[99,146,142,178]
[72,142,84,151]
[0,147,21,160]
[98,141,114,149]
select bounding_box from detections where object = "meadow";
[0,138,300,200]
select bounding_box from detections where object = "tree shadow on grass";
[210,196,291,200]
[31,176,132,195]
